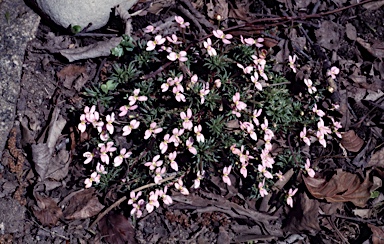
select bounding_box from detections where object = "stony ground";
[1,0,384,243]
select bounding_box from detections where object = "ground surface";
[0,0,384,243]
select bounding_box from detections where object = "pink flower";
[84,172,100,188]
[233,92,247,111]
[258,63,268,81]
[240,162,248,178]
[199,86,210,104]
[145,155,163,171]
[305,159,315,177]
[258,164,273,179]
[287,188,298,207]
[288,55,297,73]
[230,144,241,155]
[194,171,204,188]
[128,89,148,106]
[194,125,205,143]
[214,79,221,88]
[203,38,217,56]
[252,109,262,126]
[222,165,232,186]
[158,186,173,205]
[276,171,284,181]
[300,127,311,146]
[131,199,145,218]
[154,167,166,184]
[251,72,262,91]
[172,86,186,102]
[237,63,253,74]
[175,178,189,195]
[180,108,193,130]
[317,130,327,148]
[244,37,264,48]
[146,35,166,51]
[312,104,325,117]
[105,113,115,134]
[191,74,198,84]
[96,163,107,175]
[99,142,117,165]
[144,25,155,33]
[327,66,340,79]
[304,79,317,94]
[146,192,160,213]
[186,137,197,155]
[175,16,190,28]
[159,134,171,154]
[317,118,332,135]
[144,122,163,140]
[83,151,94,164]
[119,104,137,117]
[128,191,142,205]
[213,29,233,44]
[78,114,87,133]
[170,128,184,147]
[330,117,342,138]
[114,148,132,167]
[166,34,182,44]
[258,179,268,197]
[168,151,178,171]
[167,51,188,62]
[122,119,140,136]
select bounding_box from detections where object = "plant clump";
[78,16,342,218]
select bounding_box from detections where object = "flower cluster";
[78,15,345,215]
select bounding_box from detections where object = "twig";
[179,0,215,30]
[89,174,177,229]
[178,5,206,36]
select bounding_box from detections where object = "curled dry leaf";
[98,212,137,244]
[303,169,372,208]
[341,130,364,152]
[63,189,104,220]
[33,193,63,227]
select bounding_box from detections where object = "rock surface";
[0,0,40,158]
[28,0,138,31]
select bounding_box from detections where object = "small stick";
[89,175,176,229]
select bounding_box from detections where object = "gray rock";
[0,0,40,159]
[28,0,138,31]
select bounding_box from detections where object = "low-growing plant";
[77,16,342,218]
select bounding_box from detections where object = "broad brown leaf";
[98,212,137,244]
[368,224,384,244]
[33,193,63,227]
[303,169,372,207]
[63,189,104,220]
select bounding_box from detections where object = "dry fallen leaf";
[303,169,372,207]
[356,37,384,59]
[63,189,104,220]
[363,0,384,10]
[60,37,122,62]
[368,224,384,244]
[57,64,89,91]
[367,147,384,167]
[340,130,364,152]
[33,193,63,227]
[284,192,320,233]
[98,212,137,244]
[315,20,341,51]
